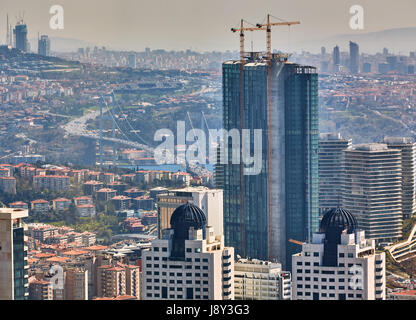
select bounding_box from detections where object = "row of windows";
[145,278,209,285]
[147,286,209,292]
[146,256,209,263]
[297,284,361,291]
[297,292,362,298]
[146,293,209,299]
[297,275,346,282]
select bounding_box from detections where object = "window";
[339,253,344,257]
[186,248,192,253]
[154,247,159,252]
[313,252,319,257]
[162,247,167,252]
[348,253,353,258]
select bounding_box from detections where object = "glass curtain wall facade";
[222,56,319,269]
[13,225,28,300]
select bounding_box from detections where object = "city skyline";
[2,0,416,53]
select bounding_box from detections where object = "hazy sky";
[1,0,416,52]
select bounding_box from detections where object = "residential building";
[33,175,70,192]
[125,265,140,299]
[343,143,403,242]
[52,198,71,211]
[132,196,154,211]
[30,199,49,214]
[97,265,126,298]
[96,188,117,201]
[319,133,352,214]
[141,202,234,300]
[83,180,104,195]
[73,196,93,206]
[292,207,386,300]
[28,277,52,300]
[111,195,131,211]
[76,204,96,217]
[384,137,416,219]
[234,258,291,300]
[65,267,88,300]
[0,176,16,194]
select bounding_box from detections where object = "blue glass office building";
[221,53,319,269]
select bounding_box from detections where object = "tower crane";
[231,19,266,65]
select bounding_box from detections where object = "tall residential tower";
[318,133,352,214]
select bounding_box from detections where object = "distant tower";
[6,14,9,45]
[321,46,326,57]
[332,45,340,71]
[349,41,359,73]
[127,53,136,68]
[38,35,50,56]
[14,21,28,52]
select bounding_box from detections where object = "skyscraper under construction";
[221,52,319,269]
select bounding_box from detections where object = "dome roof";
[170,202,207,231]
[320,207,357,234]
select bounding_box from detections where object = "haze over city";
[2,0,416,53]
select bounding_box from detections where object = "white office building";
[292,208,386,300]
[142,202,234,300]
[234,258,291,300]
[156,186,223,238]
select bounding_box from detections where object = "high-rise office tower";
[318,133,352,214]
[349,41,359,74]
[343,144,402,242]
[156,186,223,238]
[0,208,29,300]
[127,53,137,68]
[222,53,319,269]
[234,258,291,300]
[38,35,50,56]
[292,208,386,300]
[333,45,340,68]
[384,137,416,219]
[321,46,326,57]
[142,203,234,300]
[14,22,28,52]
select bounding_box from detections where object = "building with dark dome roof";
[170,202,207,259]
[320,207,357,234]
[291,206,386,300]
[141,201,235,300]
